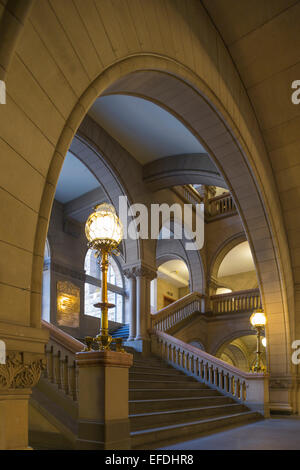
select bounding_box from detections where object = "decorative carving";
[0,353,45,390]
[123,265,157,281]
[133,266,157,280]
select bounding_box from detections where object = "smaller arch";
[211,329,256,357]
[209,232,247,282]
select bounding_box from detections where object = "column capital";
[0,351,45,390]
[123,263,157,281]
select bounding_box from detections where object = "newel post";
[75,350,133,450]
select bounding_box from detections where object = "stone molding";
[0,352,45,390]
[269,377,294,390]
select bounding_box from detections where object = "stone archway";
[32,60,292,404]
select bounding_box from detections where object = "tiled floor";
[159,418,300,450]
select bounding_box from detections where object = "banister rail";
[208,192,236,217]
[150,330,269,415]
[211,288,261,314]
[151,292,205,332]
[41,320,84,401]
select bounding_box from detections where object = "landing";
[159,417,300,450]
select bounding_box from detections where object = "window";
[84,249,124,323]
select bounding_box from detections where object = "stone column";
[134,266,156,341]
[75,350,133,450]
[0,351,45,450]
[123,269,136,341]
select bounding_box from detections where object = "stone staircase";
[128,351,261,449]
[32,321,264,449]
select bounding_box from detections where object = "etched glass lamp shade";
[250,309,267,328]
[85,203,123,251]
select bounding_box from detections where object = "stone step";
[129,380,209,390]
[131,411,261,449]
[129,371,198,381]
[129,395,233,414]
[130,403,247,431]
[130,365,185,375]
[129,388,217,400]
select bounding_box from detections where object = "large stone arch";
[31,58,292,388]
[0,0,294,412]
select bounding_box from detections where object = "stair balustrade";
[151,292,205,332]
[42,320,84,401]
[150,330,269,415]
[208,193,236,218]
[211,288,261,314]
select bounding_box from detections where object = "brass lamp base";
[95,333,113,351]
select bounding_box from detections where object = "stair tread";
[131,411,258,436]
[129,395,223,404]
[130,403,243,418]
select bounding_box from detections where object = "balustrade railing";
[211,289,261,314]
[151,330,269,415]
[42,320,84,401]
[173,185,203,206]
[208,193,236,217]
[151,292,205,332]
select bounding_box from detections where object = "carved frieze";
[0,352,45,390]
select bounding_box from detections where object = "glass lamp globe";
[262,337,267,348]
[85,203,123,249]
[250,309,267,328]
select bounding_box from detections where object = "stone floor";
[159,417,300,450]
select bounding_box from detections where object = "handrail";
[41,320,84,401]
[151,292,205,332]
[211,288,261,314]
[151,330,269,415]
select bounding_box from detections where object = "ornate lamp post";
[250,308,267,373]
[85,203,123,351]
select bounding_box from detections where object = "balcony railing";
[151,292,205,332]
[211,288,261,314]
[150,330,269,415]
[208,193,236,218]
[173,185,203,206]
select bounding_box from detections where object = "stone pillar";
[123,270,136,341]
[0,351,45,450]
[134,266,156,341]
[135,274,147,341]
[75,350,133,450]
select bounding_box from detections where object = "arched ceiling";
[55,151,99,204]
[88,94,206,164]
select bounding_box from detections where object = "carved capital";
[0,352,45,390]
[133,266,156,281]
[123,265,157,281]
